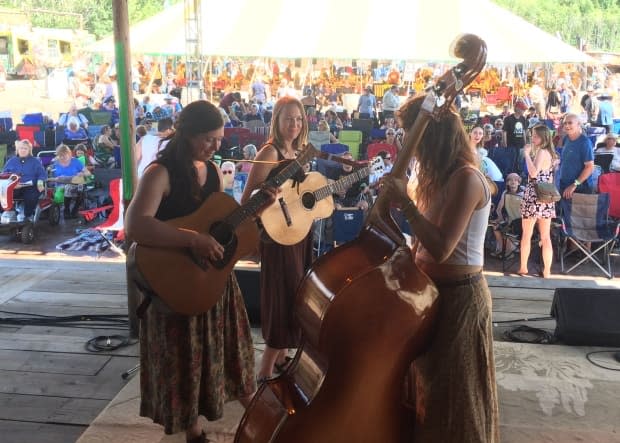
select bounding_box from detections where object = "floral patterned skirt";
[139,274,256,435]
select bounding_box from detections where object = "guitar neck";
[315,167,370,201]
[225,144,317,228]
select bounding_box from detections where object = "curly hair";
[156,100,224,205]
[397,96,476,211]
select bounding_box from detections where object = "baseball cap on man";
[514,100,527,111]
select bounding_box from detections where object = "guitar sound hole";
[210,221,234,246]
[301,192,316,210]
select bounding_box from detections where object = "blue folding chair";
[558,193,619,278]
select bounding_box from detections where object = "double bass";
[236,34,487,443]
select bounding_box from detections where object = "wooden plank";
[486,274,620,290]
[0,270,55,304]
[2,301,128,317]
[13,291,128,308]
[0,420,85,443]
[28,279,126,295]
[0,356,138,399]
[492,298,552,314]
[489,287,555,301]
[0,258,125,273]
[0,393,108,425]
[0,350,111,375]
[0,332,138,356]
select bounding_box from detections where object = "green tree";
[493,0,620,51]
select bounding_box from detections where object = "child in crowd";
[490,172,523,258]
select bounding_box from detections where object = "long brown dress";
[138,160,256,435]
[259,147,314,349]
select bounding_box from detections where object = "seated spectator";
[93,125,117,168]
[74,143,87,167]
[324,109,343,135]
[237,144,257,174]
[162,94,181,120]
[151,105,167,121]
[100,96,120,126]
[384,128,403,153]
[51,144,92,219]
[1,139,46,222]
[317,119,339,143]
[595,132,620,173]
[490,172,523,258]
[243,103,264,123]
[331,151,372,211]
[58,104,89,129]
[64,121,88,141]
[136,125,147,141]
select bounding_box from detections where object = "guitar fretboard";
[314,167,370,201]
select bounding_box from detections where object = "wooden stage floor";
[0,257,619,443]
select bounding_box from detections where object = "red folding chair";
[598,172,620,219]
[367,142,396,161]
[78,178,124,255]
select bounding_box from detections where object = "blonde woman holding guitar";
[125,100,266,443]
[241,96,314,382]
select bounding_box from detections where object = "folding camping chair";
[558,193,619,279]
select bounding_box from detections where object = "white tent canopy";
[89,0,594,63]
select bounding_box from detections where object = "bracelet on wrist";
[574,179,581,186]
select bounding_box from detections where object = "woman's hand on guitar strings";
[189,232,225,261]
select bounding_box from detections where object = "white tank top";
[419,167,491,266]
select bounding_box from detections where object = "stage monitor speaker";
[550,288,620,346]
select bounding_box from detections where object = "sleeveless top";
[418,167,491,266]
[155,160,220,221]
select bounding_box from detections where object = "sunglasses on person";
[222,170,234,174]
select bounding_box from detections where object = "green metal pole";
[112,0,139,338]
[112,0,136,205]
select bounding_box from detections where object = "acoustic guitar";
[259,156,383,245]
[133,144,318,315]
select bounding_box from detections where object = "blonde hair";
[269,96,308,151]
[15,139,34,155]
[55,144,72,157]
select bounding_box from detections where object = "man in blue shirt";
[559,113,594,197]
[357,86,377,120]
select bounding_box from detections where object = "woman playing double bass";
[382,95,500,442]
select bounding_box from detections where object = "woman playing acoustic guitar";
[125,100,258,443]
[382,96,500,442]
[241,96,314,382]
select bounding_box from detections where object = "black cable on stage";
[585,350,620,371]
[493,316,553,324]
[502,325,556,344]
[85,335,138,352]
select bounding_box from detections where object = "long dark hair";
[397,96,475,210]
[156,100,223,205]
